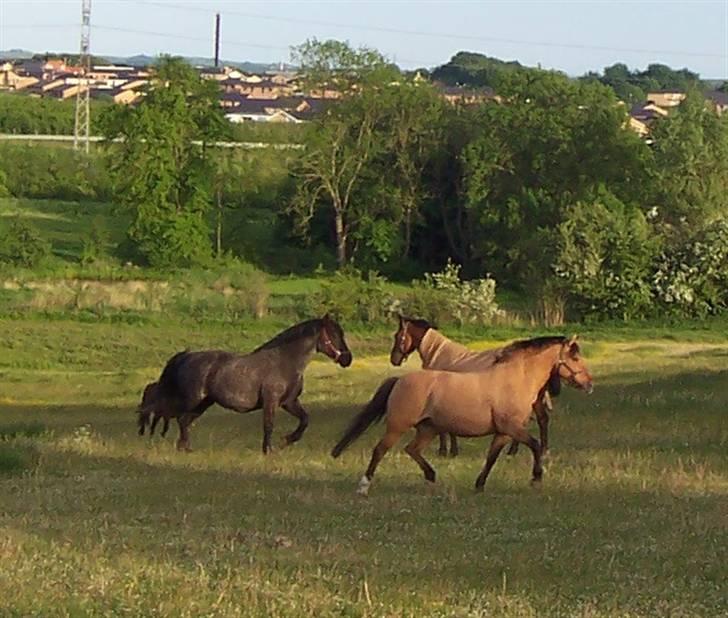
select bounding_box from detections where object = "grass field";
[1,319,726,617]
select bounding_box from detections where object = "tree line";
[1,43,728,323]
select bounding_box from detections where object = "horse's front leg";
[281,399,309,447]
[534,403,550,458]
[261,398,277,455]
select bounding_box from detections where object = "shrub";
[553,194,657,321]
[308,268,394,323]
[398,260,503,326]
[0,217,51,267]
[0,444,28,475]
[170,260,270,319]
[79,216,110,265]
[653,220,728,317]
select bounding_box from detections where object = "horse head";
[556,335,594,394]
[317,314,353,367]
[390,315,432,366]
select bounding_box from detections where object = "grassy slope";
[0,320,726,617]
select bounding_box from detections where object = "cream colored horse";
[390,316,553,457]
[333,336,593,495]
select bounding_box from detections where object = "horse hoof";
[437,451,448,458]
[530,477,543,487]
[356,476,371,497]
[449,451,459,458]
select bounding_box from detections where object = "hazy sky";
[1,0,727,77]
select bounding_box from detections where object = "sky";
[1,0,727,78]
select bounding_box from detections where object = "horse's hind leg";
[506,440,519,456]
[281,399,309,447]
[437,434,448,457]
[358,430,401,496]
[161,417,170,437]
[176,399,212,452]
[404,423,438,484]
[150,413,161,436]
[449,434,459,458]
[475,434,511,492]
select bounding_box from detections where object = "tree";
[447,70,651,285]
[378,81,446,257]
[649,89,728,237]
[100,56,227,267]
[288,40,401,268]
[289,87,387,267]
[291,38,395,94]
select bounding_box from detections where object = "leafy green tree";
[288,40,402,267]
[649,89,728,236]
[100,56,227,267]
[553,191,658,320]
[456,71,651,285]
[291,38,396,94]
[381,82,446,257]
[431,52,524,89]
[289,86,388,267]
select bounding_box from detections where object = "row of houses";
[0,58,498,124]
[628,90,728,138]
[2,57,724,132]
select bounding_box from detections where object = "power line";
[93,24,290,53]
[92,23,433,67]
[132,0,725,60]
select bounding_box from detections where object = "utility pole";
[214,13,221,68]
[73,0,91,154]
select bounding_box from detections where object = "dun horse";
[390,316,554,457]
[139,315,352,453]
[333,336,593,495]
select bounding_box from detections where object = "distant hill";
[0,49,292,73]
[0,49,35,60]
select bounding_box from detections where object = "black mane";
[496,336,568,363]
[253,319,322,352]
[403,316,435,331]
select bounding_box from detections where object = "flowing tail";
[331,377,398,458]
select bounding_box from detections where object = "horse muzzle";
[337,351,353,367]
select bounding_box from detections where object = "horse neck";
[278,332,319,368]
[511,345,561,394]
[417,329,474,370]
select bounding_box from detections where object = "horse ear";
[567,334,580,356]
[398,314,404,327]
[322,312,330,322]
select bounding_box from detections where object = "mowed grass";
[0,321,727,617]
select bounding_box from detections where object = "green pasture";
[0,320,726,617]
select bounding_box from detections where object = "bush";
[307,268,394,323]
[0,143,112,201]
[170,259,270,319]
[398,260,503,326]
[0,444,28,475]
[553,194,657,321]
[0,217,51,267]
[653,220,728,317]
